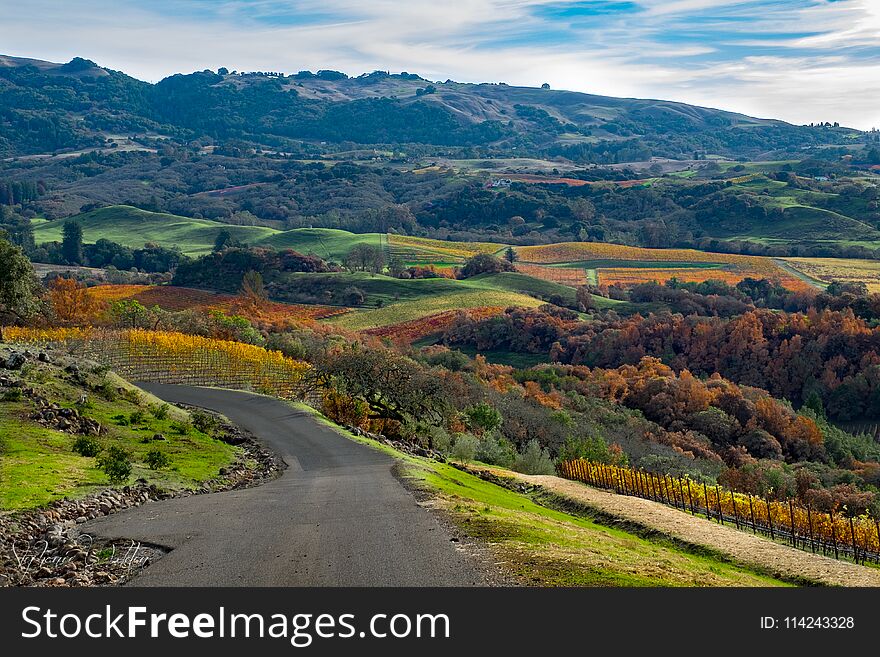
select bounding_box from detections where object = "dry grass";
[473,467,880,587]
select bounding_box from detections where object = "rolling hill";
[0,54,859,161]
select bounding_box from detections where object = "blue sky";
[1,0,878,129]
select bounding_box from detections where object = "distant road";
[772,258,827,290]
[84,384,485,586]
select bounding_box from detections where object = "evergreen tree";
[61,220,84,265]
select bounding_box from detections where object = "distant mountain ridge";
[0,54,859,160]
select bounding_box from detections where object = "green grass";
[32,205,387,259]
[0,362,236,510]
[322,270,632,331]
[294,403,791,587]
[452,346,550,369]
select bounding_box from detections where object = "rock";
[4,352,26,370]
[75,516,87,524]
[151,433,166,442]
[38,352,50,363]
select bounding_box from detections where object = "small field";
[515,242,812,291]
[783,257,880,293]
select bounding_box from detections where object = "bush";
[95,378,118,401]
[475,434,516,467]
[150,403,170,420]
[451,433,479,463]
[129,410,146,425]
[558,435,628,466]
[426,425,454,453]
[120,388,143,406]
[145,449,170,470]
[96,446,132,484]
[191,411,218,433]
[170,420,192,435]
[1,388,23,402]
[513,439,556,475]
[112,413,130,426]
[72,436,101,457]
[322,389,369,429]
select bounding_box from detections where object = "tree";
[239,270,267,307]
[458,253,514,279]
[575,286,595,312]
[109,299,161,329]
[503,246,519,264]
[61,220,84,265]
[316,347,448,424]
[47,277,101,325]
[344,244,385,273]
[0,237,39,338]
[464,402,502,435]
[214,229,233,252]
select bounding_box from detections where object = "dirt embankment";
[473,468,880,587]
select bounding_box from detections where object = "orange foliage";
[46,278,103,325]
[88,284,347,330]
[364,306,505,344]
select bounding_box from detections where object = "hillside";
[0,345,240,509]
[0,54,860,161]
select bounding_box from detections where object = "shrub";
[170,420,192,435]
[95,378,117,401]
[475,434,516,467]
[112,413,130,426]
[150,403,170,420]
[451,433,479,463]
[1,388,23,402]
[464,403,503,435]
[558,435,627,466]
[120,388,143,406]
[72,436,101,457]
[191,411,218,433]
[96,446,132,484]
[145,449,170,470]
[322,389,369,429]
[513,439,556,475]
[129,410,146,425]
[426,425,454,453]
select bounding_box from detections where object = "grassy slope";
[323,271,637,331]
[32,206,386,259]
[329,278,544,331]
[0,358,236,510]
[295,404,789,587]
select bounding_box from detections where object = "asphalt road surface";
[83,384,486,586]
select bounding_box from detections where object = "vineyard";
[5,327,312,400]
[515,242,812,291]
[597,268,750,288]
[783,257,880,293]
[388,234,504,265]
[559,459,880,564]
[88,285,347,322]
[514,263,591,287]
[363,306,505,343]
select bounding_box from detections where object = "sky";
[0,0,878,129]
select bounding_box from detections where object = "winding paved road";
[83,384,485,586]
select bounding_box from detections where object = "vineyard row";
[558,459,880,564]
